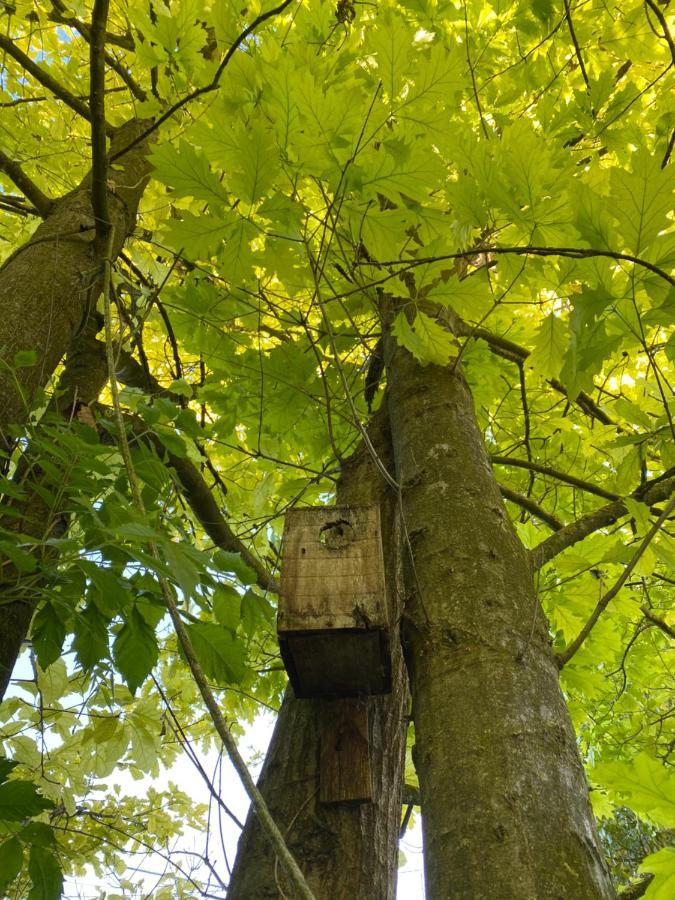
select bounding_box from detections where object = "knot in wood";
[319,518,356,550]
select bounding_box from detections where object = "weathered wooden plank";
[277,505,391,698]
[319,698,372,804]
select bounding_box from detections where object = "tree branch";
[50,0,145,101]
[564,0,590,90]
[644,0,675,66]
[619,874,654,900]
[361,245,675,289]
[491,455,620,501]
[642,606,675,640]
[530,472,675,570]
[0,150,53,217]
[453,318,614,427]
[0,33,106,129]
[662,128,675,169]
[152,432,280,596]
[0,197,36,217]
[556,495,675,667]
[98,344,279,594]
[89,0,112,248]
[0,1,135,50]
[102,248,314,898]
[499,485,564,531]
[402,782,421,807]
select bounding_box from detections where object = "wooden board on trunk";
[319,698,372,804]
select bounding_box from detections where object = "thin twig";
[490,456,620,501]
[47,0,135,50]
[356,245,675,288]
[556,495,675,668]
[662,128,675,168]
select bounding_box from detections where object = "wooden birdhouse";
[278,506,391,700]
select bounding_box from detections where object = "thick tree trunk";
[0,119,151,699]
[0,318,109,700]
[228,411,409,898]
[0,119,151,450]
[385,337,615,899]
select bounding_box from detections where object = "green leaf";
[30,603,66,671]
[370,10,412,108]
[241,589,274,637]
[609,148,674,255]
[185,622,247,685]
[113,607,159,695]
[0,837,23,893]
[528,313,567,380]
[162,211,239,259]
[0,758,19,784]
[361,138,446,204]
[0,539,37,573]
[593,753,675,828]
[217,217,257,284]
[401,41,463,114]
[217,120,278,204]
[640,847,675,899]
[0,781,53,821]
[84,564,129,618]
[163,541,201,599]
[28,845,63,900]
[19,823,55,848]
[13,349,37,367]
[212,584,241,632]
[150,140,229,205]
[213,551,257,586]
[392,310,455,366]
[72,603,109,671]
[426,270,493,319]
[115,521,162,540]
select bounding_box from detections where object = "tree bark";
[0,117,151,698]
[228,411,409,898]
[0,119,151,451]
[385,336,615,899]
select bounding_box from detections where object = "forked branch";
[0,33,108,129]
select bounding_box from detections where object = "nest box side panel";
[278,506,387,634]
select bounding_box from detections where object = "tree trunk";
[0,118,151,698]
[0,119,151,450]
[385,336,615,899]
[228,411,409,898]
